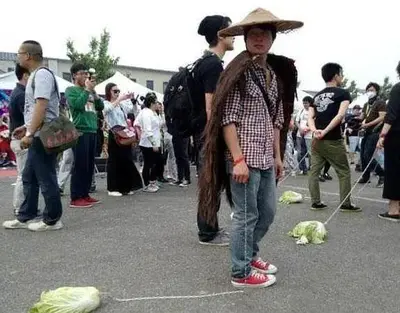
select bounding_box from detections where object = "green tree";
[66,29,120,82]
[342,78,358,100]
[380,76,393,101]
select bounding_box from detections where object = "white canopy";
[95,71,164,101]
[0,71,73,93]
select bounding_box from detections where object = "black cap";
[198,15,231,44]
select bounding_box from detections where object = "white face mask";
[366,91,376,99]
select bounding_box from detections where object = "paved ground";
[0,168,398,313]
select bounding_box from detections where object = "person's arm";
[202,61,223,121]
[320,100,350,138]
[65,87,89,112]
[93,93,104,111]
[221,84,242,161]
[27,69,55,135]
[308,106,317,133]
[205,93,214,121]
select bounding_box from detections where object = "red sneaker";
[85,196,101,205]
[70,199,93,208]
[250,257,278,274]
[231,270,276,288]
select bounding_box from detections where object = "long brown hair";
[105,83,117,101]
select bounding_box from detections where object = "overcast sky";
[2,0,399,90]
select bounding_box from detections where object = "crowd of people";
[2,6,400,289]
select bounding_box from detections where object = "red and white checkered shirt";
[221,62,283,170]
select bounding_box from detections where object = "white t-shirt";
[134,108,161,148]
[296,109,312,139]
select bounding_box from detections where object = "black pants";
[71,133,96,201]
[195,132,221,242]
[172,135,190,182]
[140,146,161,186]
[360,132,384,179]
[107,132,143,193]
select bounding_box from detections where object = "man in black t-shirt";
[8,64,30,215]
[195,15,234,246]
[308,63,361,212]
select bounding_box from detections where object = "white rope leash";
[323,151,377,225]
[112,291,243,302]
[278,151,310,186]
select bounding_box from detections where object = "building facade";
[0,52,176,94]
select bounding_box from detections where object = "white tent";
[0,71,73,93]
[95,71,164,101]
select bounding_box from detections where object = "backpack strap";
[31,66,60,101]
[249,69,277,125]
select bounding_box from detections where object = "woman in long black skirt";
[103,83,143,196]
[377,62,400,222]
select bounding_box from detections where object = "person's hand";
[232,160,249,184]
[12,125,26,140]
[85,78,95,91]
[20,136,33,149]
[275,157,284,180]
[119,92,134,102]
[313,130,323,140]
[360,122,367,129]
[153,146,159,152]
[377,137,385,149]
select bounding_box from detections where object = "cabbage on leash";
[288,221,327,245]
[279,191,303,204]
[29,287,101,313]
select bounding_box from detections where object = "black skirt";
[383,131,400,200]
[107,131,143,194]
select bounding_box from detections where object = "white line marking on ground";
[114,291,243,302]
[282,184,388,204]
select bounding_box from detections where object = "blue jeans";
[17,138,62,225]
[229,166,277,278]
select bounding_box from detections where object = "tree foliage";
[380,76,393,101]
[342,78,359,100]
[66,29,119,82]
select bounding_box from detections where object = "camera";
[88,68,96,81]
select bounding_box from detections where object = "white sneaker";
[143,184,159,193]
[3,219,32,229]
[27,220,63,232]
[179,180,190,187]
[108,191,123,197]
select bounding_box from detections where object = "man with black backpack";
[163,15,234,245]
[193,15,234,246]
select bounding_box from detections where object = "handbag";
[32,67,80,154]
[110,106,139,146]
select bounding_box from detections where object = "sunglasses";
[112,89,120,94]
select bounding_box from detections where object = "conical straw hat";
[219,8,303,37]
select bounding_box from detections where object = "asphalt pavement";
[0,169,398,313]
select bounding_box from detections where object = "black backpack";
[164,53,213,138]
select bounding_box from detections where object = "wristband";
[233,156,245,167]
[379,133,387,138]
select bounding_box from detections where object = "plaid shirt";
[221,62,283,170]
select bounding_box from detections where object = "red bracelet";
[233,156,245,167]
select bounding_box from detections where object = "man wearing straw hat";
[197,8,302,287]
